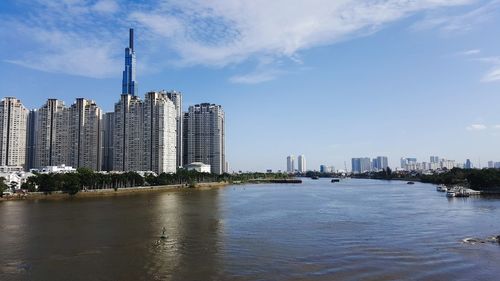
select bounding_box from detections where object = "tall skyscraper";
[0,97,28,167]
[102,112,114,171]
[113,94,144,171]
[183,103,225,174]
[144,91,177,174]
[122,28,137,96]
[430,156,439,163]
[165,91,183,169]
[35,99,69,168]
[298,155,306,173]
[67,98,103,171]
[465,159,473,169]
[287,155,295,173]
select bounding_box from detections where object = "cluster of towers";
[0,29,226,175]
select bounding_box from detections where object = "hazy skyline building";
[352,157,371,173]
[143,91,177,174]
[122,28,137,96]
[297,155,306,173]
[183,103,225,174]
[0,97,28,168]
[287,155,295,173]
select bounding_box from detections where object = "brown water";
[1,179,500,281]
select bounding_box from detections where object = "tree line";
[3,169,292,196]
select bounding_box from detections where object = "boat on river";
[436,185,447,192]
[331,178,340,183]
[407,181,415,185]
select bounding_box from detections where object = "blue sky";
[1,0,500,172]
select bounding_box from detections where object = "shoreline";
[0,181,229,202]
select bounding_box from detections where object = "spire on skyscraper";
[122,28,137,96]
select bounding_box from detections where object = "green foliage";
[62,173,82,195]
[0,177,8,197]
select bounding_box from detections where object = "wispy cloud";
[0,0,481,80]
[466,124,488,131]
[456,49,481,56]
[412,0,500,33]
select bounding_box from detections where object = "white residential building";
[298,155,306,173]
[0,97,28,168]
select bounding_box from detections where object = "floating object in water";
[160,227,167,239]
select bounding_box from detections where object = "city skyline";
[1,1,500,171]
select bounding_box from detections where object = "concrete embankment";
[0,182,229,201]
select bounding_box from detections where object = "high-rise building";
[400,157,417,170]
[465,159,473,169]
[122,28,137,96]
[67,98,103,171]
[352,158,371,173]
[113,94,144,171]
[102,112,114,171]
[26,109,37,170]
[0,97,28,168]
[430,156,439,163]
[373,156,388,171]
[165,91,183,169]
[143,91,177,174]
[287,155,295,173]
[183,103,225,174]
[297,155,306,173]
[488,161,495,169]
[35,99,69,168]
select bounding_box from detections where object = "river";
[1,179,500,280]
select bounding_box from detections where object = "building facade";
[165,91,183,169]
[286,155,295,173]
[35,99,69,168]
[102,112,114,171]
[113,94,144,171]
[67,98,103,171]
[144,92,177,174]
[183,103,225,174]
[0,97,28,168]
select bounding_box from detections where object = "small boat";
[311,176,319,180]
[407,181,415,185]
[331,178,340,183]
[446,191,456,197]
[436,185,447,192]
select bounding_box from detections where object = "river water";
[1,179,500,281]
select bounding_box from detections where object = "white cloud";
[466,124,487,131]
[0,0,483,79]
[412,0,499,32]
[92,0,119,14]
[482,67,500,82]
[456,49,481,56]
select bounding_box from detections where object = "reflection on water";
[1,179,500,281]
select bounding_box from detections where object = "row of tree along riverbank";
[0,169,294,198]
[352,168,500,192]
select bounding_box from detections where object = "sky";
[1,0,500,172]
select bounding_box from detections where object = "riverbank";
[0,181,229,202]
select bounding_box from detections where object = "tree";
[62,173,81,195]
[0,177,8,197]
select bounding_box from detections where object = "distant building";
[185,162,211,173]
[26,109,37,170]
[122,28,138,96]
[400,157,417,170]
[286,155,295,173]
[0,97,28,168]
[488,161,495,168]
[465,159,473,169]
[352,158,371,173]
[183,103,225,174]
[320,165,334,173]
[372,156,388,171]
[297,155,306,173]
[37,164,76,174]
[430,156,440,163]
